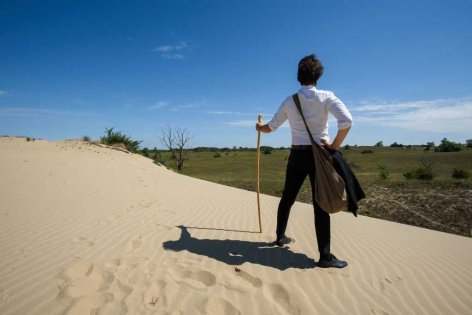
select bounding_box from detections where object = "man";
[255,54,352,268]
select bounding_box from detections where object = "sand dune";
[0,136,471,315]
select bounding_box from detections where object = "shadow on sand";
[162,225,316,271]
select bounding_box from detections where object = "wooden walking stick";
[256,114,263,233]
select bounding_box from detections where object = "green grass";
[163,146,472,195]
[156,147,472,237]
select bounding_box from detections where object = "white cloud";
[352,97,472,133]
[227,120,256,127]
[208,110,233,115]
[208,110,271,117]
[148,99,207,111]
[153,41,188,60]
[154,45,173,52]
[148,101,168,110]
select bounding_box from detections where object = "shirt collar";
[299,85,316,94]
[300,85,316,90]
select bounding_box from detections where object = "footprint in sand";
[60,261,94,282]
[121,234,143,254]
[167,265,217,290]
[138,200,154,208]
[0,288,10,306]
[262,283,300,315]
[16,248,30,260]
[162,257,178,267]
[197,296,241,315]
[57,262,116,314]
[106,214,121,224]
[233,268,262,288]
[97,278,133,314]
[143,262,158,276]
[374,276,404,293]
[63,292,113,315]
[222,267,263,292]
[162,209,176,214]
[57,267,114,299]
[72,236,95,249]
[104,258,122,271]
[125,235,143,253]
[370,308,390,315]
[145,221,173,231]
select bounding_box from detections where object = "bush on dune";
[100,127,142,153]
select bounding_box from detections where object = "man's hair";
[297,54,324,86]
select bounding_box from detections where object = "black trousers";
[276,149,330,257]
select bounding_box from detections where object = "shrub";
[434,138,463,152]
[81,135,91,142]
[422,142,435,151]
[141,147,150,158]
[466,139,472,148]
[403,168,434,180]
[153,152,165,165]
[343,144,351,150]
[404,155,436,181]
[378,165,389,180]
[452,168,469,179]
[214,152,221,158]
[361,149,374,154]
[100,127,142,153]
[390,142,404,148]
[415,167,434,180]
[261,146,273,155]
[375,141,383,147]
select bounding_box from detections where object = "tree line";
[93,126,471,174]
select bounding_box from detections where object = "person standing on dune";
[256,54,352,268]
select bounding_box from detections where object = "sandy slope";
[0,137,471,315]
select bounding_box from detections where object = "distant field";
[160,147,472,237]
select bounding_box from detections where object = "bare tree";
[419,154,436,181]
[159,126,192,172]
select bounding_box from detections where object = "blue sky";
[1,0,471,148]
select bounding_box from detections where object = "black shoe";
[273,236,295,247]
[318,254,348,268]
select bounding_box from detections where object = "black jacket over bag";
[329,150,365,216]
[292,93,365,216]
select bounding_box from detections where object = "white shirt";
[267,85,353,145]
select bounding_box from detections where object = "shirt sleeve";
[326,92,353,130]
[267,99,289,131]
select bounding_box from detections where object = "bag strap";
[292,93,320,148]
[292,93,334,163]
